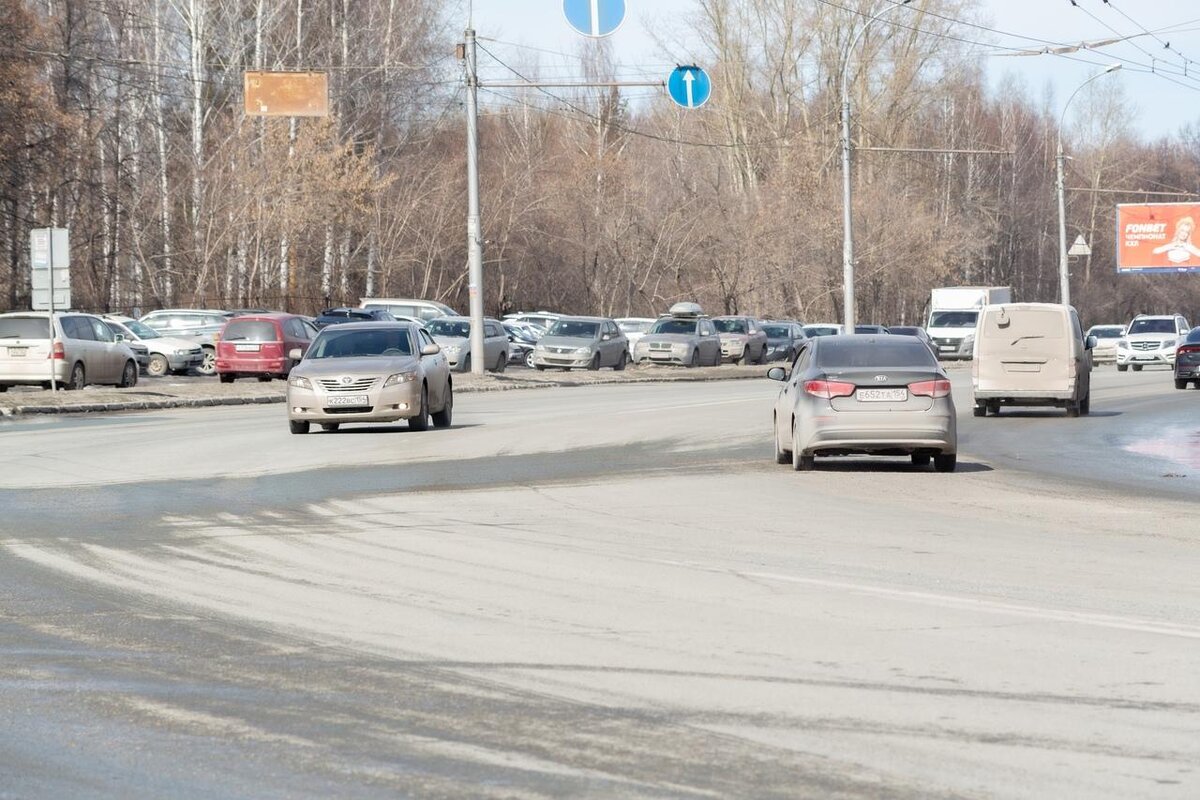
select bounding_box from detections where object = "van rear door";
[978,308,1071,392]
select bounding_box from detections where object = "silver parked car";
[532,317,629,371]
[427,316,510,373]
[286,322,453,434]
[103,315,205,376]
[0,312,139,391]
[768,335,957,472]
[358,298,457,323]
[138,309,233,375]
[713,316,769,364]
[633,305,722,367]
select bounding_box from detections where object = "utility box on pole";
[30,228,71,311]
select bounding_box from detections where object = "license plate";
[939,345,956,351]
[7,347,28,357]
[325,394,369,407]
[650,353,672,359]
[856,388,907,402]
[235,343,260,352]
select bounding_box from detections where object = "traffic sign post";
[29,227,70,390]
[562,0,626,38]
[667,66,712,109]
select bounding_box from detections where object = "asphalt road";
[0,367,1197,799]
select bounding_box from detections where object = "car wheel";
[972,405,986,417]
[147,354,169,377]
[432,383,454,429]
[320,423,340,432]
[1131,364,1143,372]
[289,420,309,435]
[118,360,138,389]
[1175,379,1188,390]
[988,403,1001,416]
[66,363,86,391]
[756,346,768,365]
[614,352,628,371]
[588,354,601,371]
[0,384,6,393]
[534,364,547,371]
[912,453,932,467]
[1080,393,1091,415]
[1116,364,1128,372]
[791,425,814,471]
[494,354,507,373]
[257,376,272,383]
[219,374,235,384]
[524,351,536,369]
[934,453,957,473]
[773,419,790,465]
[738,349,753,366]
[690,350,700,369]
[1065,401,1081,418]
[198,347,216,376]
[461,355,471,374]
[408,384,430,431]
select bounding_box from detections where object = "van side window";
[90,318,115,342]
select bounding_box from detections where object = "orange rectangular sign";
[1117,203,1200,273]
[243,71,329,117]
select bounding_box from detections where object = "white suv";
[1116,314,1190,372]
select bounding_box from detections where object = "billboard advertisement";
[1117,203,1200,273]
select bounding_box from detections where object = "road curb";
[0,369,768,418]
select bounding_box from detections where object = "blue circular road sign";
[667,66,712,109]
[563,0,627,38]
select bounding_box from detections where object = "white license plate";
[7,347,28,357]
[938,345,956,351]
[856,388,907,402]
[235,343,260,352]
[650,353,672,359]
[325,394,369,407]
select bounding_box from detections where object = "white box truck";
[926,286,1012,360]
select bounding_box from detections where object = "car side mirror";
[1085,336,1097,350]
[113,333,125,342]
[421,343,441,357]
[601,334,611,341]
[289,348,303,361]
[767,367,787,382]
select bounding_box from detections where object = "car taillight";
[803,379,856,399]
[1179,345,1200,356]
[48,340,65,360]
[909,379,951,398]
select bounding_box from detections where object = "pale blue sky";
[468,0,1200,140]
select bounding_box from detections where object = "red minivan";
[215,313,318,383]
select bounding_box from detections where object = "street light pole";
[464,22,486,376]
[841,0,911,334]
[1056,63,1121,308]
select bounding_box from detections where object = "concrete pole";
[465,26,486,376]
[840,0,911,334]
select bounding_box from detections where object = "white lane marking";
[642,558,1200,640]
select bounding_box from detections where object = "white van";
[971,303,1096,418]
[358,298,456,323]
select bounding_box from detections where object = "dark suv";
[1174,328,1200,389]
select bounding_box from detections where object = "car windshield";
[548,320,600,338]
[855,325,886,334]
[122,320,160,339]
[651,319,698,335]
[1128,319,1177,335]
[1087,326,1124,339]
[308,329,414,359]
[762,325,791,338]
[889,327,920,336]
[804,326,839,337]
[427,320,471,338]
[617,320,651,333]
[818,340,936,368]
[929,311,979,328]
[713,319,748,334]
[223,320,279,342]
[0,317,51,339]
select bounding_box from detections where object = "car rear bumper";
[217,357,289,375]
[0,362,70,385]
[799,412,955,456]
[287,382,422,423]
[974,387,1077,404]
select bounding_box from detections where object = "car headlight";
[289,375,312,390]
[1117,339,1129,349]
[574,347,593,355]
[535,343,547,351]
[384,372,417,387]
[672,343,689,352]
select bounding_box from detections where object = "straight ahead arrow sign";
[683,70,696,108]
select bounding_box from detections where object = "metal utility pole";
[464,23,486,376]
[840,0,910,334]
[1057,63,1121,308]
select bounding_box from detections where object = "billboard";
[243,72,328,117]
[1117,203,1200,273]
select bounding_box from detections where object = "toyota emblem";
[340,376,354,385]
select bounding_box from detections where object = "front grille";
[649,343,673,351]
[546,346,576,355]
[322,406,374,415]
[1131,341,1164,351]
[319,377,378,393]
[932,337,960,348]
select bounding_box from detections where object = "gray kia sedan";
[286,322,453,434]
[769,335,957,472]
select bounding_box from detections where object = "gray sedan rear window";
[0,317,51,339]
[818,340,936,368]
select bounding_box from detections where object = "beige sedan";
[286,322,453,434]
